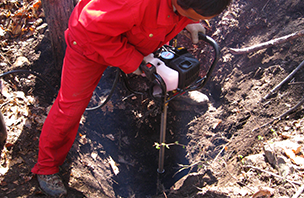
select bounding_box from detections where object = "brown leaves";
[284,146,304,167]
[0,77,47,177]
[0,0,44,39]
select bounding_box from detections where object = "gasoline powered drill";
[140,44,201,93]
[86,33,220,173]
[137,33,220,173]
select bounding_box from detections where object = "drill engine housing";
[154,45,200,89]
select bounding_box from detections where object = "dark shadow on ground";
[73,67,209,197]
[0,112,85,197]
[0,34,84,197]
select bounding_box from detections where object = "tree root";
[229,30,304,55]
[263,59,304,100]
[244,165,302,186]
[253,96,304,132]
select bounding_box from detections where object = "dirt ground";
[1,0,304,197]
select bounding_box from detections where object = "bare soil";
[1,0,304,197]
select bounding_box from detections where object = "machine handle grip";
[140,62,156,81]
[192,33,220,90]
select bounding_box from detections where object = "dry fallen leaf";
[0,79,10,98]
[252,187,275,198]
[212,120,222,129]
[23,175,33,183]
[108,156,119,175]
[292,146,302,155]
[5,143,14,148]
[284,147,304,167]
[106,134,115,141]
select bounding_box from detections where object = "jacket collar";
[157,0,181,25]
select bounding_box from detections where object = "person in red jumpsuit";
[32,0,231,196]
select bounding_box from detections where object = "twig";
[122,93,135,101]
[262,0,270,11]
[276,97,304,118]
[0,100,10,109]
[212,142,229,164]
[229,30,304,54]
[289,82,304,85]
[173,161,201,177]
[253,96,304,132]
[292,184,304,198]
[0,52,11,65]
[244,165,302,186]
[263,59,304,100]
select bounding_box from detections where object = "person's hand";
[185,23,206,44]
[132,66,143,75]
[132,59,147,75]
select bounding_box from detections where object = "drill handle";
[140,62,156,81]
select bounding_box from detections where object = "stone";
[169,90,209,111]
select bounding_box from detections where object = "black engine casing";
[155,46,200,89]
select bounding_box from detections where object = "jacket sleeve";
[77,0,144,74]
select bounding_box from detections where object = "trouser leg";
[32,43,107,175]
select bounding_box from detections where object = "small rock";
[91,151,98,161]
[24,119,32,129]
[171,172,202,192]
[188,90,210,104]
[14,91,26,100]
[237,188,249,196]
[106,134,115,141]
[35,115,47,124]
[208,103,217,112]
[174,91,209,105]
[169,91,209,111]
[243,153,267,168]
[264,144,276,166]
[277,156,293,177]
[264,143,294,176]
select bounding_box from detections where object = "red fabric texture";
[68,0,192,73]
[32,0,192,175]
[32,30,107,174]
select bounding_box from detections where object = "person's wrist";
[132,60,145,75]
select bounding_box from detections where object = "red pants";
[31,30,108,175]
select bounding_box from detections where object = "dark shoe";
[37,173,67,197]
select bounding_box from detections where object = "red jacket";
[68,0,192,74]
